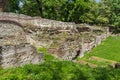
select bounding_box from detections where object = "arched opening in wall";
[72,50,81,60]
[0,36,3,39]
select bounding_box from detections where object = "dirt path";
[77,60,98,68]
[89,56,117,64]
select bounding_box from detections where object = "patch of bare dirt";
[77,60,97,68]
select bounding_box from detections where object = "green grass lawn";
[82,36,120,62]
[1,60,120,80]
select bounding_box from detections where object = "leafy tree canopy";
[8,0,120,32]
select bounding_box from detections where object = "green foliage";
[99,0,120,32]
[8,0,91,23]
[0,61,120,80]
[8,0,120,32]
[19,0,40,16]
[37,47,57,61]
[9,0,21,12]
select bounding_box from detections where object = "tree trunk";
[0,0,8,12]
[35,0,42,17]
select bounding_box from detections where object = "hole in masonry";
[72,50,81,60]
[0,46,2,65]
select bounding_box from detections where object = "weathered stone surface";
[0,43,44,68]
[0,21,27,46]
[46,27,110,60]
[0,12,77,32]
[0,20,44,68]
[47,33,82,60]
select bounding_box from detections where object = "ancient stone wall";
[0,21,27,46]
[0,12,77,31]
[0,12,111,61]
[47,27,110,60]
[0,20,44,68]
[0,43,44,68]
[80,28,110,57]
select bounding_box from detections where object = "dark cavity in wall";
[0,46,2,65]
[72,50,81,60]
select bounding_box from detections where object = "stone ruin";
[0,12,111,63]
[0,21,44,68]
[0,21,27,45]
[0,12,77,32]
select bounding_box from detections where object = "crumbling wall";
[80,28,110,57]
[0,20,44,68]
[47,27,110,60]
[0,21,27,46]
[0,12,77,31]
[0,12,111,61]
[0,43,44,68]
